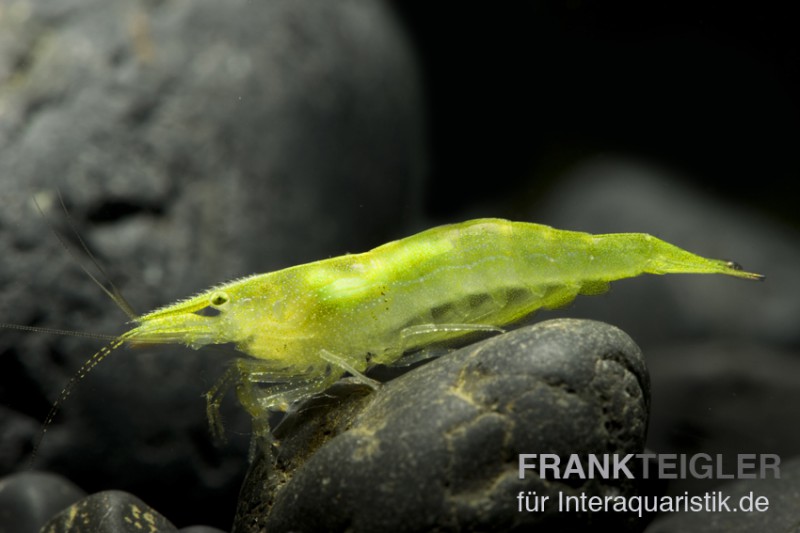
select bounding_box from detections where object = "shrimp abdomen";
[312,219,760,360]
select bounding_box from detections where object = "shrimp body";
[48,219,765,439]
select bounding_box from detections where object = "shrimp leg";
[400,323,506,343]
[205,360,263,442]
[391,323,506,367]
[206,359,330,442]
[319,349,380,389]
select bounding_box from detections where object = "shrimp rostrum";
[47,218,765,441]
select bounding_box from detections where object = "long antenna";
[28,334,130,467]
[17,190,142,466]
[33,191,138,320]
[0,322,117,342]
[1,194,129,343]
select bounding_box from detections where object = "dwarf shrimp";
[4,218,764,446]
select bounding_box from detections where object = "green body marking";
[33,218,764,440]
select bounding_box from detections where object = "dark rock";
[645,341,800,501]
[41,490,177,532]
[644,455,800,533]
[234,319,651,532]
[0,0,424,529]
[0,471,85,533]
[179,527,229,533]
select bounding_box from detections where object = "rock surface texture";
[235,319,651,532]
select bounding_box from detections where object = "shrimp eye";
[210,291,229,307]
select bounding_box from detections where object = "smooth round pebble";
[41,490,177,533]
[0,471,85,533]
[235,319,651,532]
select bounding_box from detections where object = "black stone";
[41,490,177,532]
[0,471,85,533]
[234,319,651,532]
[178,527,229,533]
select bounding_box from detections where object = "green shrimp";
[31,218,764,441]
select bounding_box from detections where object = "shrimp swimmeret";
[8,218,764,443]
